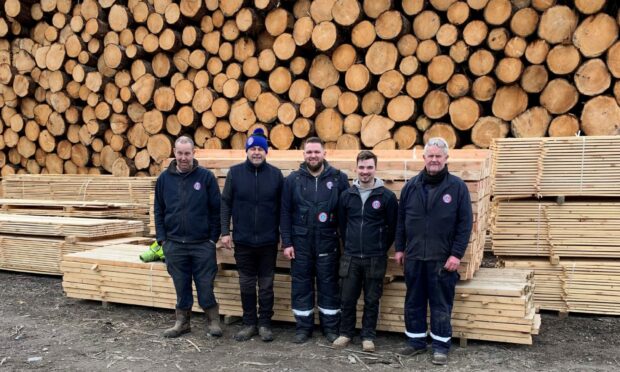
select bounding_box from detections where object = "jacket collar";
[168,159,199,175]
[244,158,266,171]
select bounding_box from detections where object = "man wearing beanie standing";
[281,137,349,344]
[332,151,398,352]
[154,136,222,338]
[394,137,473,365]
[221,128,284,342]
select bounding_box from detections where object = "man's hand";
[444,255,460,272]
[283,246,295,260]
[394,252,405,266]
[221,235,233,250]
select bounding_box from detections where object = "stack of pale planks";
[61,245,539,345]
[503,259,620,316]
[491,136,620,315]
[1,174,155,235]
[186,148,492,280]
[491,136,620,199]
[0,214,144,275]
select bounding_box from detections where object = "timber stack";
[491,136,620,315]
[1,173,155,233]
[1,0,620,176]
[61,244,540,345]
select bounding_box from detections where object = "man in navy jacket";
[154,136,222,338]
[280,137,349,344]
[332,150,398,353]
[394,137,473,365]
[221,128,283,342]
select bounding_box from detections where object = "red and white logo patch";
[194,182,201,191]
[442,194,452,203]
[372,200,381,209]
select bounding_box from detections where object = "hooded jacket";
[395,169,473,261]
[338,178,399,258]
[154,159,221,244]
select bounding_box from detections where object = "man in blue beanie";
[221,128,284,342]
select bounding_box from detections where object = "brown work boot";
[163,309,191,338]
[204,304,222,337]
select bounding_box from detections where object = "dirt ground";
[1,270,619,372]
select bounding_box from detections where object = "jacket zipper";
[254,168,258,244]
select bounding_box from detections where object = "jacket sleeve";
[207,171,222,243]
[338,190,348,245]
[275,169,284,229]
[339,171,350,191]
[154,174,167,244]
[385,191,399,253]
[395,181,410,253]
[450,181,473,260]
[220,171,233,236]
[280,174,294,248]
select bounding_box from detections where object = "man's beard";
[306,160,323,173]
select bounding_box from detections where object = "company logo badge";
[326,181,333,190]
[194,182,201,191]
[442,194,452,203]
[372,200,381,209]
[246,137,254,146]
[318,212,328,222]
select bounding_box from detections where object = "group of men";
[154,131,473,365]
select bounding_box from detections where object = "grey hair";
[424,137,449,156]
[175,136,195,148]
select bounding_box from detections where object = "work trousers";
[234,244,278,327]
[163,240,218,311]
[338,255,387,340]
[404,260,459,354]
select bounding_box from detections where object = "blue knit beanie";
[246,128,268,153]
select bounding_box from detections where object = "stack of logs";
[1,0,620,176]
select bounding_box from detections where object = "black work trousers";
[234,244,278,327]
[338,255,387,340]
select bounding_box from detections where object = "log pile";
[2,1,620,176]
[61,244,540,345]
[188,148,492,280]
[491,135,620,315]
[0,213,145,274]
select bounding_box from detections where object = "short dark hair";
[356,150,377,166]
[303,136,324,149]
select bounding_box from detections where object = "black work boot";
[235,325,258,341]
[204,304,222,337]
[163,309,191,338]
[258,326,274,342]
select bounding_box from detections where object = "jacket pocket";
[292,225,308,236]
[339,255,352,278]
[367,256,387,279]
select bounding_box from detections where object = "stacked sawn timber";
[0,213,144,275]
[1,173,155,234]
[61,244,539,345]
[190,148,492,280]
[2,1,620,177]
[491,135,620,315]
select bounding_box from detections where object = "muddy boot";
[204,304,222,337]
[258,326,274,342]
[163,309,191,338]
[235,325,258,341]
